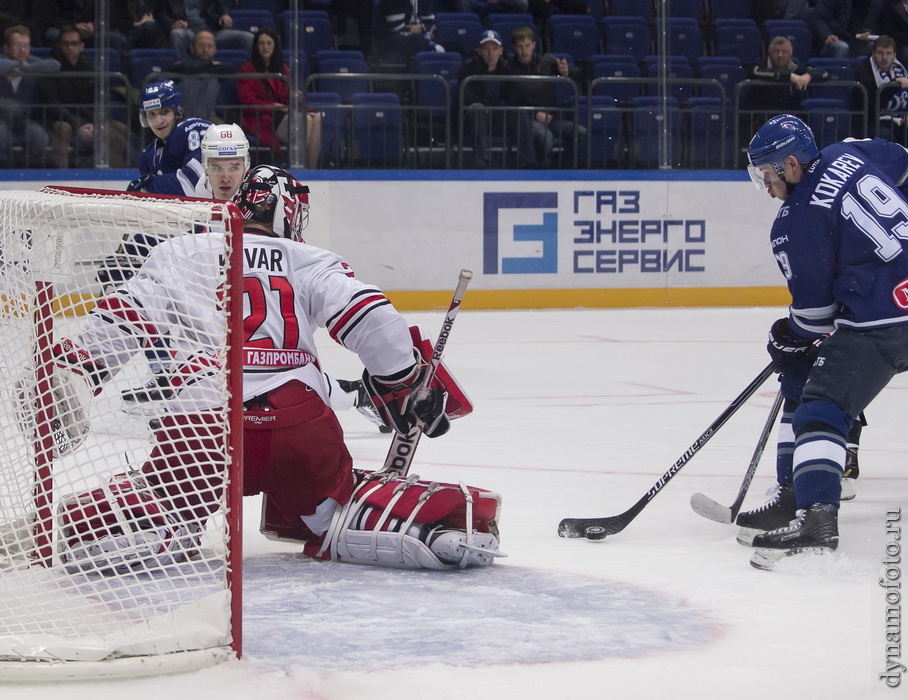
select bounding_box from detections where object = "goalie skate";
[59,473,199,575]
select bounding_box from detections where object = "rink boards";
[0,170,788,311]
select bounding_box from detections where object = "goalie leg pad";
[58,473,199,574]
[306,471,504,569]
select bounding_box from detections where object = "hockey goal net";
[0,187,244,680]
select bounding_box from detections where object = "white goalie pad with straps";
[310,471,505,570]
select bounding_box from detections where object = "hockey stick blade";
[558,362,776,540]
[380,269,473,477]
[689,389,783,525]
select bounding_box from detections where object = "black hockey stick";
[558,362,776,540]
[380,269,473,477]
[689,389,783,524]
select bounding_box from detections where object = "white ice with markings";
[7,307,904,700]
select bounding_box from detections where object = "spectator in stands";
[854,34,908,141]
[237,28,321,169]
[508,26,586,168]
[0,25,59,168]
[169,30,237,123]
[158,0,254,60]
[808,0,852,58]
[743,36,829,112]
[377,0,444,65]
[469,0,530,21]
[879,0,908,65]
[458,30,537,168]
[526,0,589,26]
[33,0,95,47]
[110,1,168,52]
[37,26,128,168]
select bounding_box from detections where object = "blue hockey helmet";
[746,114,819,190]
[139,80,183,128]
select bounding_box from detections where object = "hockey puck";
[585,526,608,540]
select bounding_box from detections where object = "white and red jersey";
[240,228,414,402]
[71,228,416,406]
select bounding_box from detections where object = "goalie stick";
[380,269,473,477]
[689,389,783,524]
[558,362,776,540]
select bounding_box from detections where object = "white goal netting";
[0,188,243,680]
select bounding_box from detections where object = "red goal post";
[0,187,244,680]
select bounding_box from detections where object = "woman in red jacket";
[237,28,320,168]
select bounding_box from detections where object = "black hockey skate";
[749,503,839,571]
[840,447,860,501]
[337,378,393,434]
[120,374,174,408]
[735,482,798,546]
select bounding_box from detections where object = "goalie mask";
[233,165,310,242]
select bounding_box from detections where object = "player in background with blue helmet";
[738,114,908,569]
[128,79,211,196]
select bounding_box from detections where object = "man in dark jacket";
[508,25,586,167]
[458,30,537,168]
[743,36,829,112]
[879,0,908,65]
[157,0,253,59]
[809,0,853,58]
[37,26,128,168]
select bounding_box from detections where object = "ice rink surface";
[9,306,906,700]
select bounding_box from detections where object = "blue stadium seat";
[601,20,651,62]
[802,98,850,149]
[644,56,694,105]
[231,9,276,33]
[665,0,706,20]
[549,15,601,66]
[685,97,732,168]
[764,19,813,62]
[487,17,539,52]
[434,13,485,58]
[579,95,622,167]
[84,48,123,74]
[710,0,754,20]
[589,54,641,104]
[655,18,703,63]
[306,92,346,168]
[280,10,334,55]
[696,58,745,104]
[351,93,403,166]
[212,49,248,70]
[808,62,856,103]
[413,51,462,115]
[128,48,179,88]
[629,96,681,168]
[607,0,651,19]
[713,21,762,65]
[314,55,370,104]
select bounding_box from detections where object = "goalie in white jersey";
[188,122,392,432]
[53,166,503,571]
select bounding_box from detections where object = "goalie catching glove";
[362,325,473,437]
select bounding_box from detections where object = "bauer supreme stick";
[381,268,473,477]
[689,389,783,524]
[557,362,776,540]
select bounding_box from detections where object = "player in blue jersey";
[128,80,211,196]
[740,114,908,569]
